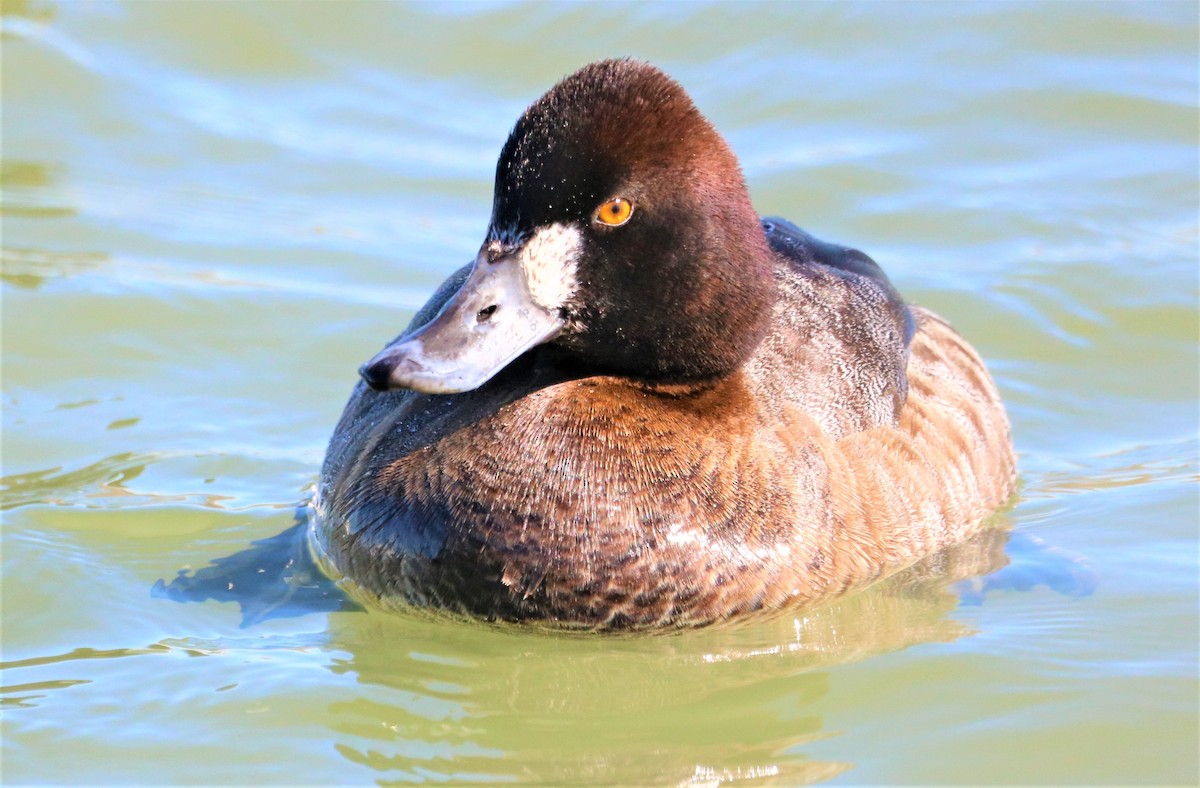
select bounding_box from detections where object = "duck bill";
[358,255,564,394]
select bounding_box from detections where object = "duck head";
[360,59,776,394]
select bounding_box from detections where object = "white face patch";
[518,223,582,310]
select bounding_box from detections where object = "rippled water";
[3,1,1197,784]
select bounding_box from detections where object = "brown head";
[361,59,776,392]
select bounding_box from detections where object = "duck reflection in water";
[152,511,363,626]
[153,512,1094,784]
[154,512,1093,629]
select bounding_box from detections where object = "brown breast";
[312,306,1015,628]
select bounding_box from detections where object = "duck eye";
[593,197,633,227]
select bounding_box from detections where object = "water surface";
[3,1,1197,784]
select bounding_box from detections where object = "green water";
[2,1,1197,784]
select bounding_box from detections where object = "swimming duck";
[310,59,1016,628]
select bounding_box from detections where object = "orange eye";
[593,197,634,227]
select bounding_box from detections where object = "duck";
[308,59,1017,628]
